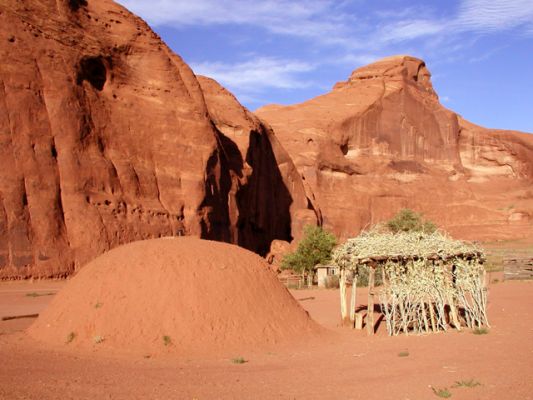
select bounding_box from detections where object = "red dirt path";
[1,278,532,399]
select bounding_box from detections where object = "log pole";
[339,269,347,322]
[350,271,358,326]
[367,266,375,335]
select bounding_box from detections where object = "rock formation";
[0,0,317,278]
[256,56,533,242]
[197,76,319,255]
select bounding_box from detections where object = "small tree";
[386,209,436,234]
[281,226,337,284]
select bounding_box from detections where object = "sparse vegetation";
[432,387,452,398]
[66,332,76,344]
[324,275,339,289]
[453,379,481,388]
[473,327,489,335]
[484,254,504,272]
[386,208,437,234]
[93,335,105,344]
[163,335,172,346]
[281,225,336,281]
[356,264,383,287]
[25,292,55,297]
[94,302,103,309]
[231,357,247,364]
[398,350,409,357]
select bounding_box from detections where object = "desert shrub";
[432,387,451,398]
[93,335,105,344]
[324,275,340,289]
[484,254,504,272]
[281,225,336,276]
[453,379,481,388]
[387,208,437,234]
[357,264,383,287]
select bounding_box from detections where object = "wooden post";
[339,269,347,322]
[447,293,462,331]
[350,270,358,326]
[428,301,437,332]
[481,269,490,327]
[355,313,363,330]
[367,266,375,335]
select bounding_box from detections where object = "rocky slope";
[257,56,533,242]
[0,0,317,278]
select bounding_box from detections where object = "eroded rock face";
[0,0,316,278]
[257,55,533,242]
[197,77,320,255]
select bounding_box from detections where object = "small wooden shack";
[316,264,339,287]
[333,230,489,336]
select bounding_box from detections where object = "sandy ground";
[0,278,532,399]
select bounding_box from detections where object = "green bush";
[324,275,340,289]
[281,225,337,275]
[357,264,383,287]
[386,209,437,234]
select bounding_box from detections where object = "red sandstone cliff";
[197,76,320,253]
[0,0,317,278]
[256,55,533,242]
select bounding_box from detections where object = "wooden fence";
[504,256,533,280]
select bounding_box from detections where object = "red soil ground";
[1,276,532,399]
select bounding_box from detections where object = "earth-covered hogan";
[333,230,489,336]
[28,237,321,356]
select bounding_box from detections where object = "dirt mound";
[28,237,320,356]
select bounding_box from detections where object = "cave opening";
[68,0,88,12]
[340,143,349,155]
[77,56,107,91]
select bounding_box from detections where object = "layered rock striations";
[0,0,317,278]
[257,56,533,242]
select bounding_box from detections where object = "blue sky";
[118,0,533,133]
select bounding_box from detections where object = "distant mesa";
[256,55,533,243]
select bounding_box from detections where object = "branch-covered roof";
[333,230,483,267]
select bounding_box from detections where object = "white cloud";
[336,53,385,67]
[455,0,533,33]
[118,0,533,47]
[117,0,533,59]
[118,0,351,41]
[117,0,533,105]
[191,57,316,92]
[378,19,446,43]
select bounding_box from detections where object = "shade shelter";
[333,230,489,335]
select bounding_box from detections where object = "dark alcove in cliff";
[77,56,107,91]
[200,129,293,257]
[68,0,88,12]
